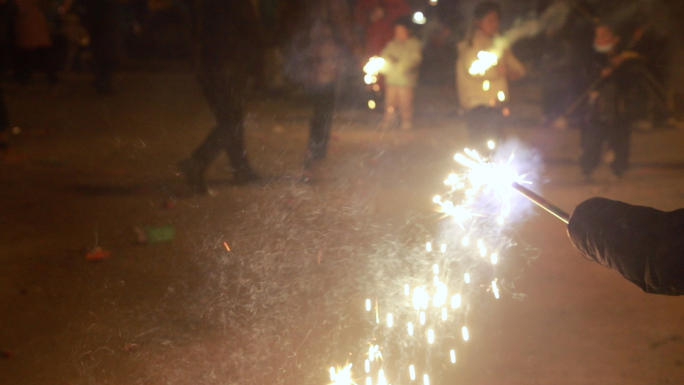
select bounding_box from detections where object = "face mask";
[593,42,615,53]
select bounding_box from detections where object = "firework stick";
[511,182,570,224]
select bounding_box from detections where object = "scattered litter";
[85,247,111,261]
[134,225,176,244]
[223,242,231,252]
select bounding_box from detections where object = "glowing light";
[366,299,371,311]
[450,349,456,363]
[413,12,426,25]
[430,0,438,5]
[424,373,430,385]
[427,329,435,344]
[469,51,498,75]
[461,236,470,246]
[440,243,446,253]
[378,369,387,385]
[462,326,469,341]
[464,273,470,283]
[364,56,385,77]
[441,307,448,321]
[404,283,410,296]
[365,359,370,373]
[451,294,461,308]
[433,282,447,307]
[366,377,372,385]
[432,264,439,274]
[330,364,356,385]
[490,252,498,264]
[409,365,416,381]
[497,91,506,102]
[368,100,376,109]
[387,313,394,327]
[419,311,426,325]
[482,80,490,91]
[408,321,414,336]
[426,241,432,252]
[487,140,496,150]
[492,280,500,299]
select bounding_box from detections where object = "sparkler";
[325,144,565,385]
[363,56,386,85]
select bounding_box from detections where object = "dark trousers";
[580,120,630,176]
[465,106,506,153]
[191,63,251,173]
[13,47,58,85]
[307,83,336,162]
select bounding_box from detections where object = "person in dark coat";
[567,197,684,296]
[178,0,262,195]
[579,22,648,181]
[284,0,358,182]
[78,0,120,94]
[0,0,15,151]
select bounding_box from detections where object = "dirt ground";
[1,71,684,385]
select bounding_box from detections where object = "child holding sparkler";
[456,1,525,152]
[379,17,422,131]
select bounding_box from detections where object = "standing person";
[579,22,645,182]
[0,0,15,151]
[11,0,57,86]
[456,1,525,153]
[79,0,121,94]
[284,0,358,182]
[379,17,422,131]
[177,0,262,195]
[354,0,410,59]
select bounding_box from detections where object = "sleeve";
[502,48,526,80]
[567,197,684,295]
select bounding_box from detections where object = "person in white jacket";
[380,17,422,130]
[456,1,525,152]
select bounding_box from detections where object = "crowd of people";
[0,1,681,293]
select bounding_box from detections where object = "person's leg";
[398,86,414,130]
[382,84,399,129]
[579,121,607,178]
[609,121,631,177]
[307,83,336,163]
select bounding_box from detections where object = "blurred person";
[77,0,121,94]
[379,17,422,131]
[284,0,358,182]
[354,0,410,59]
[456,1,525,153]
[177,0,263,195]
[579,22,646,182]
[0,0,15,151]
[11,0,57,85]
[567,197,684,296]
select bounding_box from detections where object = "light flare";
[468,50,498,75]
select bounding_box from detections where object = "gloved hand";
[567,197,684,295]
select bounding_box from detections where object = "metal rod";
[511,182,570,224]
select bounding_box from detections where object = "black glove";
[567,197,684,295]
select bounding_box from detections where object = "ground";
[1,70,684,385]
